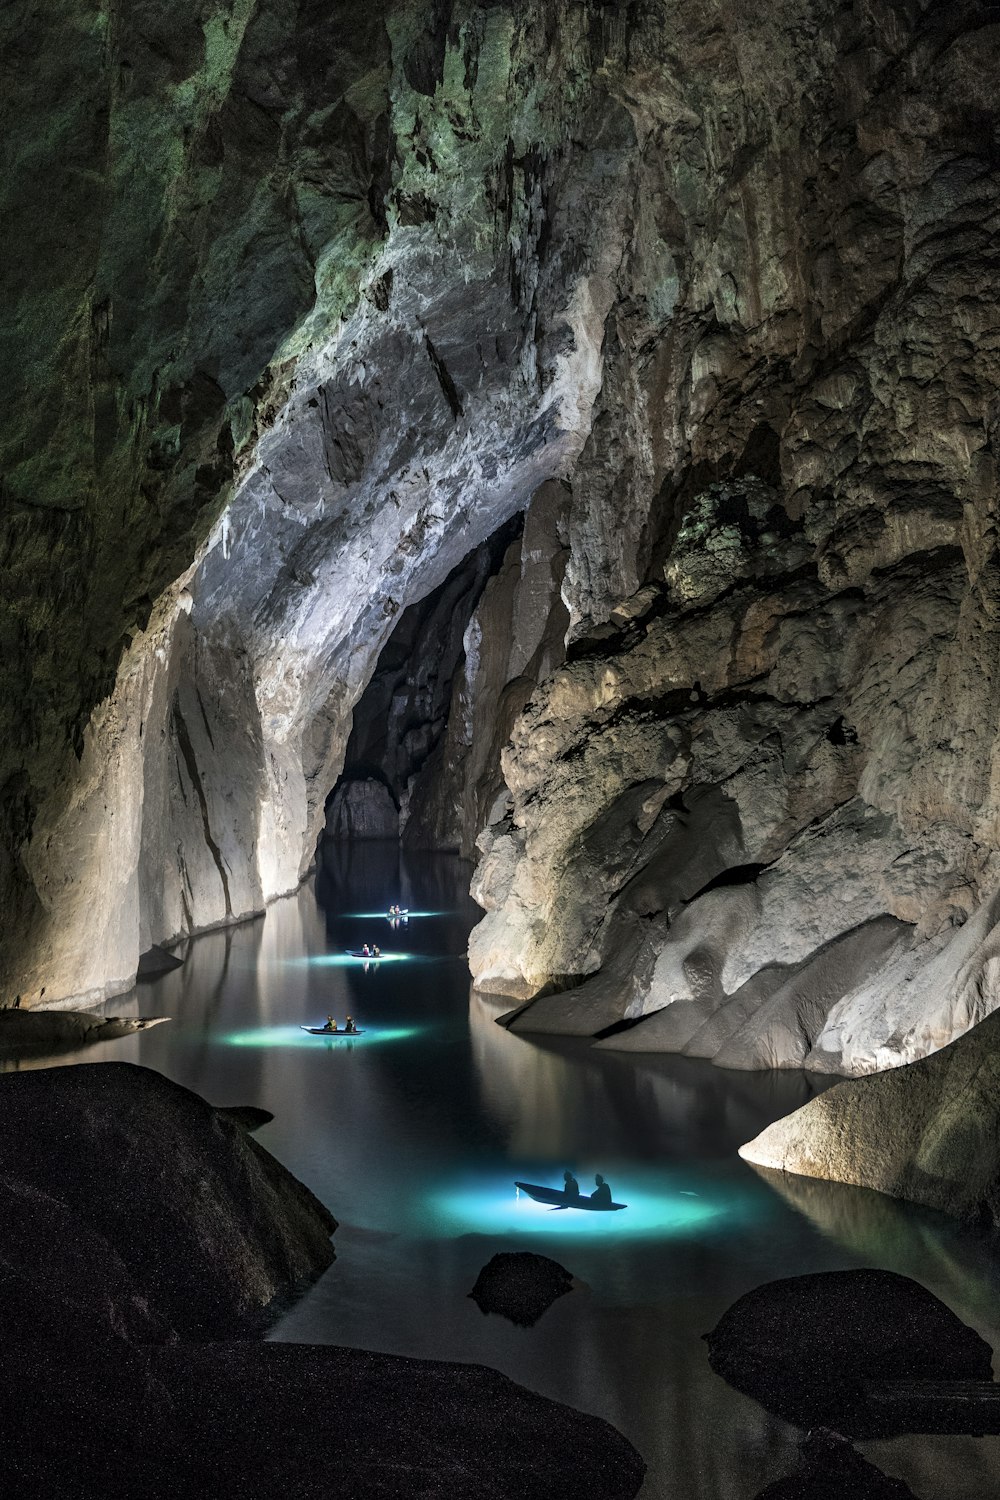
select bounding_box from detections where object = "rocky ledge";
[739,1005,1000,1229]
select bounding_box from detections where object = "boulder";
[739,1005,1000,1227]
[704,1270,993,1437]
[3,1341,646,1500]
[754,1428,917,1499]
[215,1104,275,1133]
[0,1061,335,1338]
[469,1251,575,1327]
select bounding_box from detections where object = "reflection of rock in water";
[471,990,842,1166]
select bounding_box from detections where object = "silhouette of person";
[563,1170,580,1199]
[591,1174,612,1207]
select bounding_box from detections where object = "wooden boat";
[300,1026,365,1036]
[514,1180,627,1211]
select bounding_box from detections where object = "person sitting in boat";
[563,1170,580,1199]
[590,1173,612,1207]
[372,945,381,958]
[361,944,370,957]
[323,1016,338,1033]
[344,1016,357,1034]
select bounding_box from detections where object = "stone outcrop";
[754,1430,918,1500]
[0,1061,336,1337]
[705,1269,994,1438]
[5,0,1000,1086]
[469,1250,575,1327]
[6,1341,646,1500]
[0,1009,167,1058]
[739,1005,1000,1228]
[0,1060,644,1499]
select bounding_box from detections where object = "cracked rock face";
[5,0,1000,1087]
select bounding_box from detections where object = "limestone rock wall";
[468,0,1000,1074]
[6,0,1000,1085]
[2,2,635,1004]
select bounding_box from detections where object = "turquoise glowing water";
[25,840,1000,1498]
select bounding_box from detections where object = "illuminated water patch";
[342,910,448,919]
[220,1024,424,1049]
[425,1174,739,1241]
[279,952,413,968]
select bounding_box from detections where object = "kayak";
[514,1180,627,1211]
[300,1026,365,1036]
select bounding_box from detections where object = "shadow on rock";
[704,1269,993,1438]
[469,1250,575,1326]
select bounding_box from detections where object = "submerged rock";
[469,1250,575,1327]
[739,1006,1000,1228]
[0,1061,335,1338]
[754,1428,917,1499]
[705,1270,993,1438]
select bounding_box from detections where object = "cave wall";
[5,0,1000,1083]
[1,1,635,1005]
[468,0,1000,1074]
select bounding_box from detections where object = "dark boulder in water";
[754,1428,917,1498]
[469,1250,575,1327]
[705,1269,994,1437]
[0,1060,335,1338]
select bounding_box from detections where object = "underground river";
[18,842,1000,1498]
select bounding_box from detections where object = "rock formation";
[0,1061,644,1499]
[739,1004,1000,1228]
[704,1269,994,1437]
[469,1249,576,1327]
[0,1061,336,1336]
[4,0,1000,1080]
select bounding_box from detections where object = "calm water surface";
[26,844,1000,1499]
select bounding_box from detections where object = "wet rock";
[704,1270,993,1438]
[469,1250,575,1327]
[0,1061,335,1338]
[754,1428,917,1499]
[739,1005,1000,1229]
[0,1008,168,1056]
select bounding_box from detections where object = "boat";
[345,949,383,958]
[514,1180,627,1211]
[300,1026,365,1036]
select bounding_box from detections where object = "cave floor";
[29,841,1000,1499]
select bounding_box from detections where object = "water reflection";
[8,841,1000,1498]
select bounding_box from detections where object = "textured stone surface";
[0,1061,335,1337]
[5,0,1000,1084]
[469,1250,575,1327]
[705,1269,994,1438]
[740,1004,1000,1228]
[3,1341,646,1500]
[754,1429,918,1500]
